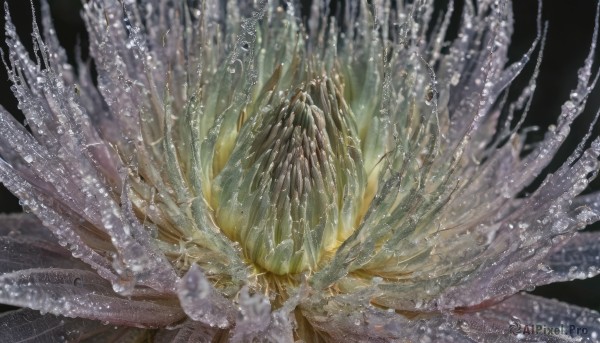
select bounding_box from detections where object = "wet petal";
[0,213,56,240]
[543,232,600,281]
[0,213,89,273]
[230,286,296,343]
[154,320,219,343]
[177,264,235,329]
[0,308,111,342]
[452,293,600,342]
[0,236,87,274]
[0,268,184,328]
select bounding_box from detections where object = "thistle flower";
[0,0,600,341]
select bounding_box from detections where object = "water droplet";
[424,85,435,105]
[450,72,460,85]
[458,320,469,331]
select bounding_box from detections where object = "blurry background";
[0,0,599,314]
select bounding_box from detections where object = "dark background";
[0,0,599,313]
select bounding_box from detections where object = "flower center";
[212,76,366,275]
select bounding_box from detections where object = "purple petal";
[0,308,107,342]
[434,231,600,311]
[302,292,600,342]
[154,320,219,343]
[0,213,55,241]
[0,268,184,328]
[0,308,151,342]
[452,293,600,342]
[0,214,89,273]
[0,237,87,274]
[542,232,600,281]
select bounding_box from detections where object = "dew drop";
[450,72,460,86]
[424,85,435,105]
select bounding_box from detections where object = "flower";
[0,0,600,341]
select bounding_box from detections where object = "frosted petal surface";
[0,0,599,341]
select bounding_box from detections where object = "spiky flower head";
[0,0,600,341]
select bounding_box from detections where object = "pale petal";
[230,287,296,343]
[154,320,219,343]
[417,139,600,310]
[451,293,600,342]
[0,237,87,274]
[542,232,600,281]
[0,213,55,241]
[2,4,180,294]
[0,214,90,273]
[229,287,271,341]
[302,293,600,342]
[0,308,151,343]
[177,264,235,329]
[301,291,471,342]
[0,268,184,328]
[0,308,107,342]
[433,230,600,311]
[81,326,150,343]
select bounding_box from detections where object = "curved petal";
[302,292,600,342]
[0,268,184,328]
[0,308,108,342]
[81,326,150,343]
[154,320,219,343]
[0,213,89,274]
[0,213,56,241]
[301,290,473,342]
[0,236,88,274]
[451,293,600,342]
[433,230,600,311]
[0,308,152,343]
[542,231,600,281]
